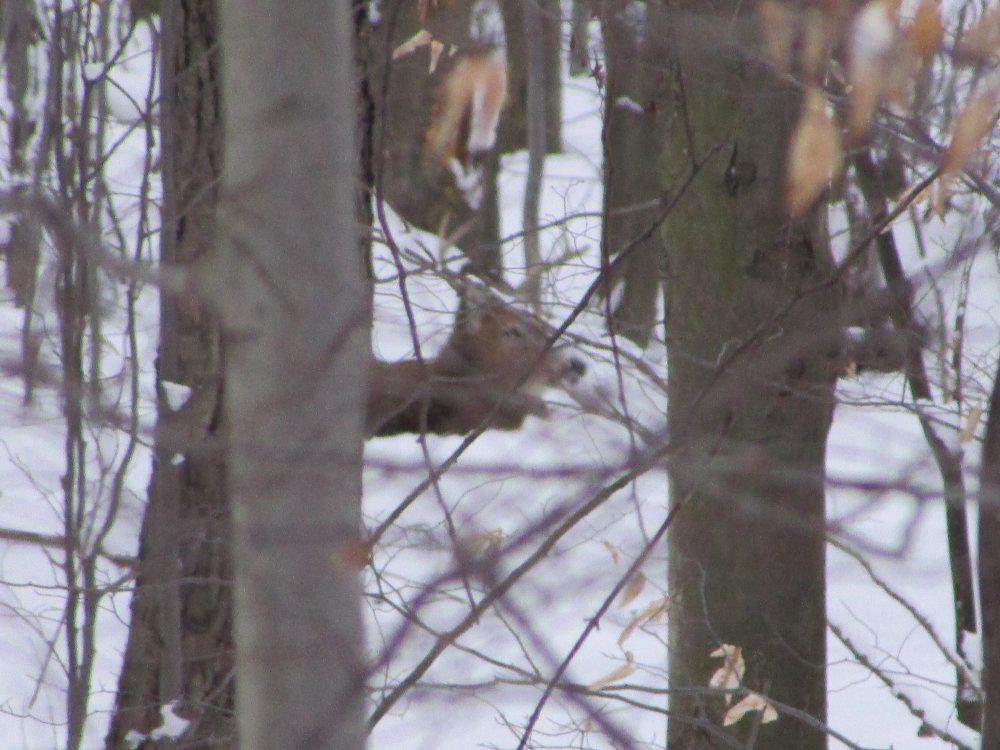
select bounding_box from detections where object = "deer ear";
[457,284,491,334]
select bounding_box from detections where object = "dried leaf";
[908,0,942,61]
[957,6,1000,64]
[960,403,984,444]
[936,90,1000,213]
[332,538,372,571]
[942,92,999,177]
[393,28,433,60]
[787,88,843,217]
[618,596,672,646]
[758,1,795,74]
[603,540,621,565]
[465,528,504,557]
[588,653,635,691]
[723,691,779,726]
[708,645,745,703]
[618,571,647,608]
[893,175,935,212]
[849,0,899,137]
[428,39,445,73]
[709,643,742,660]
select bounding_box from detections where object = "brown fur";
[424,51,507,171]
[367,287,584,437]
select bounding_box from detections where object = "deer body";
[367,287,584,437]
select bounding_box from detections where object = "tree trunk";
[569,0,591,77]
[660,6,839,748]
[216,1,369,747]
[599,0,667,347]
[106,2,232,746]
[360,0,505,276]
[979,359,1000,744]
[1,0,39,307]
[498,0,562,154]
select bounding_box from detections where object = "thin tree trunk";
[569,0,590,77]
[661,6,839,748]
[362,0,504,276]
[979,358,1000,744]
[217,1,369,747]
[852,151,979,727]
[599,0,666,347]
[499,0,562,154]
[106,2,231,746]
[2,0,39,307]
[520,0,546,307]
[3,0,46,401]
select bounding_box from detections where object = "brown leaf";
[617,571,647,608]
[908,0,943,62]
[393,29,433,60]
[848,0,899,138]
[936,90,1000,213]
[960,403,984,444]
[956,7,1000,64]
[428,40,445,73]
[708,644,745,703]
[333,538,372,571]
[603,540,620,565]
[588,653,635,691]
[942,91,999,177]
[465,528,504,557]
[723,692,779,726]
[618,596,671,646]
[787,88,843,217]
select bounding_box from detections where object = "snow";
[1,5,998,750]
[160,380,191,412]
[852,1,897,60]
[962,629,984,674]
[614,96,645,115]
[122,702,191,748]
[470,0,506,49]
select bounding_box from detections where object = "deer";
[367,284,586,437]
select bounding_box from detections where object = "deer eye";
[503,326,524,338]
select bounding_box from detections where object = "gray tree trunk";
[499,0,562,154]
[568,0,591,77]
[660,6,839,748]
[2,0,39,306]
[361,0,504,276]
[599,0,666,347]
[216,2,369,748]
[979,359,1000,744]
[106,2,233,746]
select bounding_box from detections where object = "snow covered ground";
[1,9,997,750]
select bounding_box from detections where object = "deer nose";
[566,356,586,379]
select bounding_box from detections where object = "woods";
[0,1,998,749]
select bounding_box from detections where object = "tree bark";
[660,5,839,748]
[569,0,591,77]
[216,1,369,748]
[599,0,667,347]
[360,0,505,276]
[979,358,1000,744]
[106,2,232,746]
[2,0,39,307]
[498,0,562,154]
